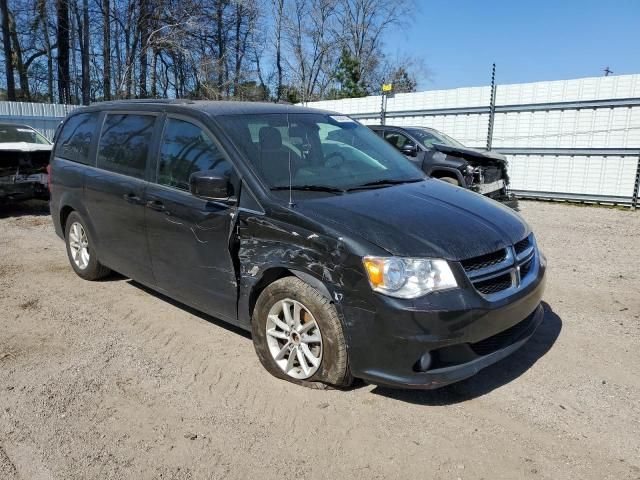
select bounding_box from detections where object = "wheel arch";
[428,167,466,186]
[59,205,75,236]
[246,266,334,324]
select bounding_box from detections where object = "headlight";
[362,256,458,298]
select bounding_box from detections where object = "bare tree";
[0,0,418,103]
[336,0,409,91]
[271,0,284,101]
[0,0,16,100]
[285,0,336,101]
[56,0,71,103]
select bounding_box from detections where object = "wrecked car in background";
[0,123,52,203]
[370,125,518,209]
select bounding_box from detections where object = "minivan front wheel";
[64,211,111,280]
[252,277,352,388]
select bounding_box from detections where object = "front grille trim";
[460,234,538,299]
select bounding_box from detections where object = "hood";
[431,143,506,164]
[294,179,528,260]
[0,142,52,152]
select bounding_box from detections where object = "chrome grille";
[461,234,537,298]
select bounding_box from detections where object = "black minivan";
[50,100,546,389]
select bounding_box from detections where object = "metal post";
[631,155,640,210]
[380,93,387,125]
[486,63,496,151]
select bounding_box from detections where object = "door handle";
[123,193,142,204]
[146,199,166,212]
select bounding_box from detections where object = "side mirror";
[401,143,418,157]
[189,170,232,200]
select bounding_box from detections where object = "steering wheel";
[325,151,346,168]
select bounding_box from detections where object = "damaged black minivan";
[50,101,546,389]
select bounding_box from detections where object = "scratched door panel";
[145,184,238,322]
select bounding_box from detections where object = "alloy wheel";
[265,298,323,379]
[68,222,90,270]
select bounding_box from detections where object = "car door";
[144,115,239,323]
[83,112,159,284]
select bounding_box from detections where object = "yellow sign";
[382,83,393,92]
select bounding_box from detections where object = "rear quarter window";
[54,113,100,164]
[96,114,155,179]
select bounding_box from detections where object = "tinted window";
[54,113,98,164]
[384,130,415,150]
[219,113,422,189]
[158,118,232,191]
[97,114,155,179]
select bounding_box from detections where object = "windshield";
[219,113,423,190]
[407,128,465,148]
[0,125,51,144]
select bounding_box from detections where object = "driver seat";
[258,127,294,186]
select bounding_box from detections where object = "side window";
[384,130,414,150]
[158,118,233,191]
[55,113,100,164]
[96,114,155,179]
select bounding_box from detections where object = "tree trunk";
[81,0,90,104]
[102,0,111,100]
[138,0,148,98]
[56,0,71,104]
[0,0,15,100]
[273,0,284,101]
[150,49,158,97]
[233,2,243,97]
[8,10,29,100]
[215,0,226,98]
[38,0,54,102]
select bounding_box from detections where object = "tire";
[438,176,460,186]
[64,211,111,280]
[251,276,352,389]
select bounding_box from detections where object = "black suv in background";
[50,101,545,389]
[370,125,518,208]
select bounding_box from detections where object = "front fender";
[234,210,371,328]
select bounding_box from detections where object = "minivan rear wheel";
[251,277,352,389]
[64,211,111,280]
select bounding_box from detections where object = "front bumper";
[342,259,546,389]
[0,173,49,202]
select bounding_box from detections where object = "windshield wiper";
[271,184,345,194]
[346,178,423,191]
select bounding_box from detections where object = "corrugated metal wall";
[304,74,640,205]
[0,101,76,140]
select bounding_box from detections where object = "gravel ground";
[0,200,639,480]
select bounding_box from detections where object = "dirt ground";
[0,200,639,480]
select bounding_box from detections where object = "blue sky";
[385,0,640,90]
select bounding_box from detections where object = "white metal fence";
[303,74,640,206]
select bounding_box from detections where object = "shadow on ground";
[127,279,252,340]
[0,199,50,219]
[370,302,562,404]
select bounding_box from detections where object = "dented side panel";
[235,208,380,331]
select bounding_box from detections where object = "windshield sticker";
[330,115,355,123]
[16,128,33,132]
